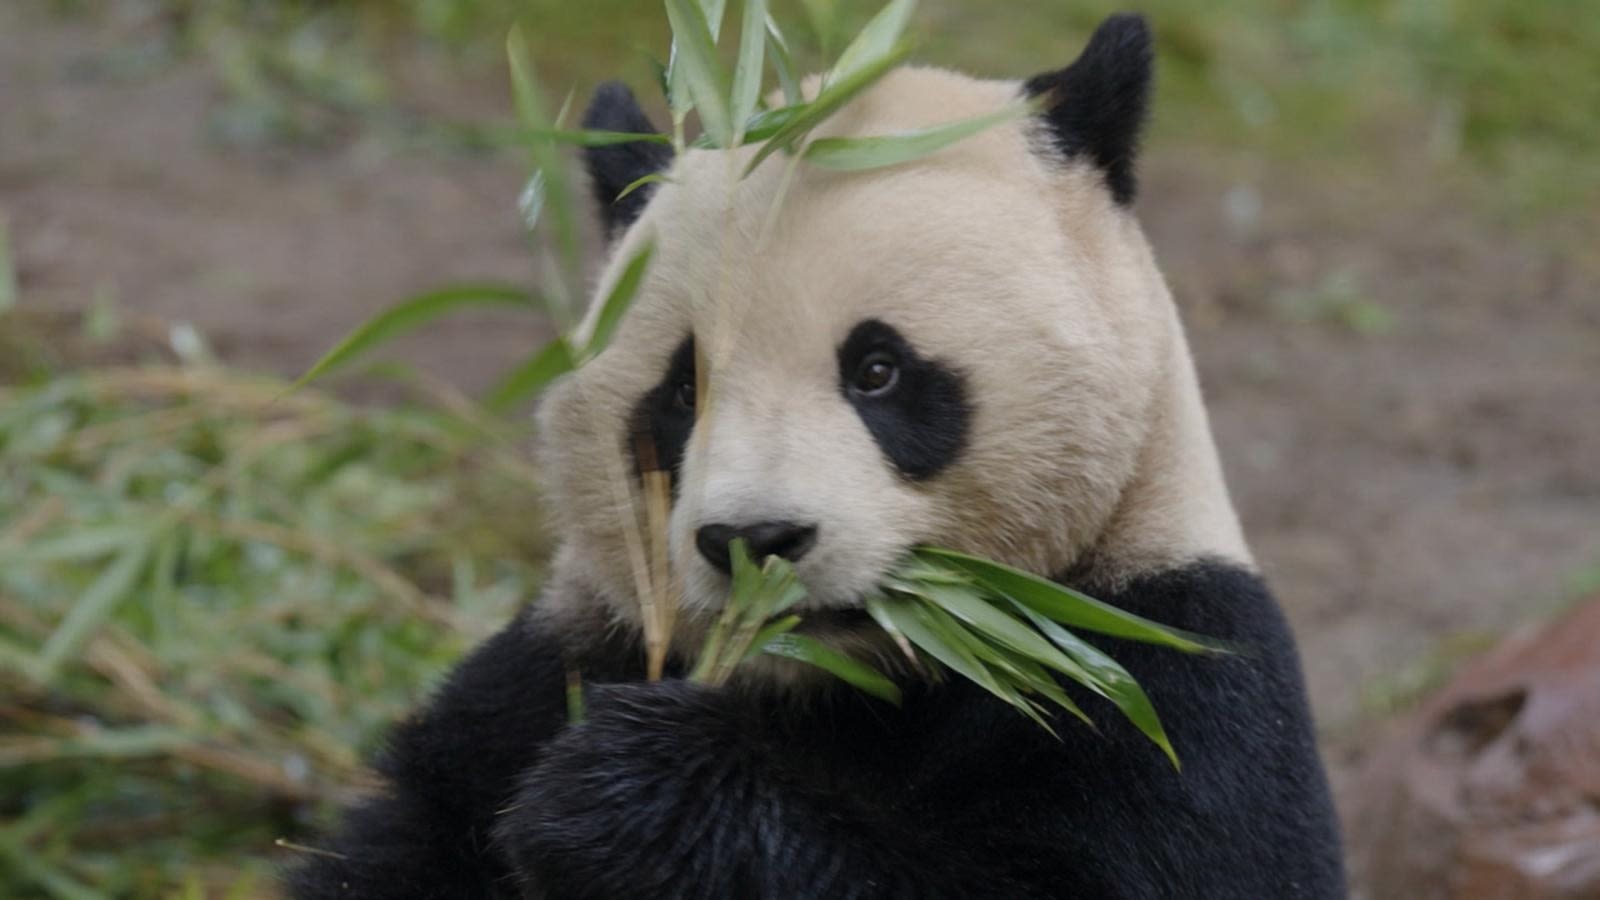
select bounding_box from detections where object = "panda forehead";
[633,169,1071,342]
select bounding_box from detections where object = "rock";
[1349,597,1600,900]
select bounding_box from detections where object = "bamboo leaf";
[507,25,580,288]
[1001,653,1092,730]
[762,632,901,704]
[518,170,546,232]
[798,0,840,54]
[507,24,549,138]
[581,240,655,361]
[741,103,806,143]
[865,594,1000,695]
[862,591,919,664]
[887,577,1091,683]
[908,599,1067,736]
[294,286,534,389]
[553,87,577,128]
[828,0,916,85]
[37,725,193,760]
[665,0,735,147]
[761,558,807,614]
[803,101,1033,171]
[694,104,803,148]
[1012,600,1179,769]
[941,619,1082,734]
[765,15,802,106]
[743,43,912,175]
[36,539,151,680]
[0,525,145,563]
[691,538,760,683]
[728,537,762,603]
[481,338,577,413]
[665,0,731,117]
[730,0,769,134]
[614,173,673,204]
[742,614,802,660]
[917,548,1229,654]
[712,551,806,682]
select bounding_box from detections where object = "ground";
[3,0,1598,880]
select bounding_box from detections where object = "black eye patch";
[837,320,969,481]
[628,337,696,489]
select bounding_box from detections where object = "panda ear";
[1023,13,1153,206]
[581,82,674,237]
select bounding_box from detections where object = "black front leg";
[493,680,1010,900]
[285,609,631,899]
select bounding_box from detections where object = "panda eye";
[851,352,900,397]
[673,378,697,412]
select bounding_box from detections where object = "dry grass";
[0,364,545,895]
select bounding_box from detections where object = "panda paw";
[491,680,777,899]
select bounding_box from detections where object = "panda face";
[627,315,972,615]
[537,66,1185,654]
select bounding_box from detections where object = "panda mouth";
[794,606,873,634]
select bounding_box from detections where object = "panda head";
[538,14,1250,661]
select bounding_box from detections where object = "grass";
[0,364,544,896]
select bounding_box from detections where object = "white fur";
[537,67,1251,650]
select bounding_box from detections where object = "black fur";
[628,336,697,486]
[1025,14,1153,205]
[281,612,643,899]
[286,560,1344,899]
[581,82,674,236]
[837,319,970,481]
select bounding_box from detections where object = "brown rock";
[1350,597,1600,900]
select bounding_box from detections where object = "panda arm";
[492,679,1027,900]
[284,609,575,900]
[491,563,1347,900]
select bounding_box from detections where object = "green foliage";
[0,369,542,895]
[117,0,1600,210]
[289,284,538,390]
[688,542,902,704]
[930,0,1600,210]
[761,631,900,702]
[867,550,1228,766]
[580,241,659,364]
[664,0,737,147]
[296,0,1014,411]
[690,539,808,685]
[826,0,915,86]
[801,99,1034,170]
[676,539,1218,759]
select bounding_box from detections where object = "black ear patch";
[581,82,674,236]
[1024,13,1153,205]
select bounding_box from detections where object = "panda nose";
[696,521,819,574]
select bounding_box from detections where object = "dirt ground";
[4,0,1598,842]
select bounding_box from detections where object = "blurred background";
[1,0,1596,896]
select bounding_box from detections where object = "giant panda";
[288,14,1344,899]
